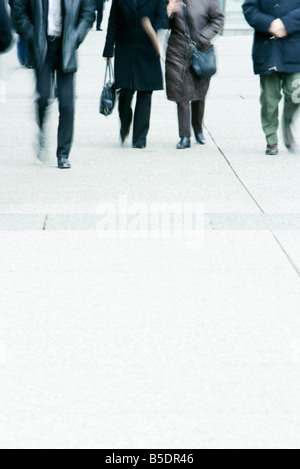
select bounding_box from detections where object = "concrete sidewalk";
[0,13,299,449]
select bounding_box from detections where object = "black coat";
[95,0,104,9]
[0,0,13,52]
[243,0,300,75]
[13,0,95,72]
[103,0,168,91]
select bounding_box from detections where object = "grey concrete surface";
[0,5,299,450]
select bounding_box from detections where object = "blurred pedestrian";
[96,0,104,31]
[166,0,224,150]
[243,0,300,155]
[0,0,13,53]
[103,0,168,149]
[13,0,95,169]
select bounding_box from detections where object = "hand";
[269,18,288,38]
[167,0,182,16]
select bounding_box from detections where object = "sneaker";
[266,144,279,156]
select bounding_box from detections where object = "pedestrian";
[165,0,224,150]
[13,0,95,169]
[95,0,104,31]
[103,0,168,149]
[0,0,13,53]
[243,0,300,155]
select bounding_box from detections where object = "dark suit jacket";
[103,0,168,91]
[13,0,95,72]
[243,0,300,75]
[0,0,13,52]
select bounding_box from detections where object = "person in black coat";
[103,0,168,149]
[0,0,13,53]
[243,0,300,155]
[13,0,95,168]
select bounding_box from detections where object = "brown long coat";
[166,0,224,103]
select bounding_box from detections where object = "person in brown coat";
[166,0,224,149]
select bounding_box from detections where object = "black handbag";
[182,3,217,79]
[100,60,116,116]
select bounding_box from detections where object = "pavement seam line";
[205,125,265,214]
[272,233,300,278]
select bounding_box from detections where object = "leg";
[177,101,191,138]
[133,91,153,147]
[260,73,282,145]
[35,57,54,131]
[282,72,300,129]
[119,89,134,142]
[97,1,104,30]
[192,100,205,134]
[56,69,75,161]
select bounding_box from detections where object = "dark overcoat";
[243,0,300,75]
[166,0,224,103]
[13,0,95,72]
[95,0,104,10]
[0,0,13,52]
[103,0,168,91]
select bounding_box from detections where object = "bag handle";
[104,59,114,86]
[182,2,196,46]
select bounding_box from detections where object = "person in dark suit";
[0,0,13,53]
[13,0,95,168]
[243,0,300,155]
[103,0,168,149]
[95,0,104,31]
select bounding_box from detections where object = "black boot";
[195,132,205,145]
[177,137,191,150]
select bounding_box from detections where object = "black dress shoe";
[283,126,296,152]
[177,137,191,150]
[195,132,206,145]
[266,144,279,156]
[133,143,146,149]
[58,157,71,169]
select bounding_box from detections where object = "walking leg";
[260,73,282,145]
[133,91,153,147]
[118,89,134,142]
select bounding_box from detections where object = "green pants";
[260,73,300,145]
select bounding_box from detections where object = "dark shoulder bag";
[182,2,217,79]
[100,60,116,117]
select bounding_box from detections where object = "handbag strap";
[104,60,113,85]
[182,2,196,46]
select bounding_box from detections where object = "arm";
[103,0,118,58]
[13,0,34,43]
[242,0,276,34]
[281,8,300,35]
[196,0,224,48]
[76,0,95,46]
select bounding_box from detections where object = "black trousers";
[36,38,75,160]
[119,89,153,146]
[177,100,205,138]
[96,1,104,30]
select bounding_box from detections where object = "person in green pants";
[243,0,300,155]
